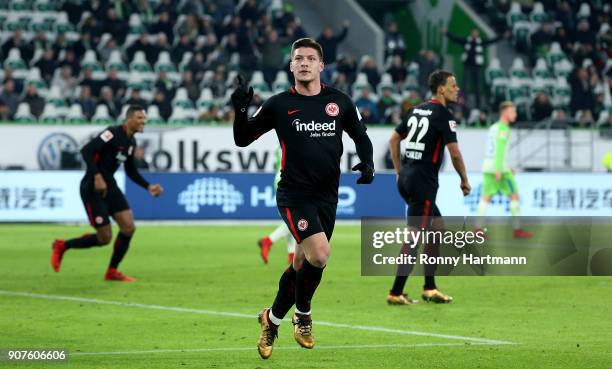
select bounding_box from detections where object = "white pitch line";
[0,290,514,345]
[72,342,502,357]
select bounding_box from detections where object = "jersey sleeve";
[494,126,509,171]
[80,126,115,177]
[233,97,275,147]
[439,110,458,145]
[124,144,150,190]
[342,100,368,139]
[393,110,411,138]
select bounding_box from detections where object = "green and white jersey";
[274,147,282,190]
[482,121,511,173]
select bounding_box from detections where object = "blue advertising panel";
[127,173,406,220]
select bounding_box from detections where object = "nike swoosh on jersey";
[287,109,301,115]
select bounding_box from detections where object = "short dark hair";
[428,70,454,95]
[291,38,323,61]
[126,105,145,119]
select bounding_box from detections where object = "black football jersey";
[246,85,367,205]
[394,99,458,181]
[80,125,149,189]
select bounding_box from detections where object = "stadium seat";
[351,73,370,97]
[250,71,270,94]
[553,59,573,79]
[377,73,395,96]
[4,48,28,79]
[129,13,144,34]
[407,62,419,84]
[14,102,36,123]
[197,88,215,113]
[225,70,238,88]
[506,2,527,28]
[485,58,506,85]
[546,42,565,67]
[154,51,176,73]
[168,105,195,125]
[130,51,153,73]
[4,12,28,32]
[577,3,590,22]
[530,78,547,98]
[510,57,530,80]
[178,52,193,73]
[172,87,194,109]
[532,58,553,80]
[272,71,290,94]
[30,12,52,32]
[552,77,571,108]
[106,50,129,79]
[9,0,30,11]
[40,104,62,124]
[507,77,530,101]
[66,104,88,124]
[53,12,74,33]
[81,50,106,79]
[34,0,56,12]
[91,105,115,124]
[529,2,549,24]
[512,21,534,51]
[146,105,165,124]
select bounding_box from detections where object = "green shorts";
[482,172,518,197]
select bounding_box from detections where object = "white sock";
[269,223,290,243]
[295,308,311,315]
[510,200,520,229]
[287,236,296,254]
[476,200,488,228]
[268,309,283,326]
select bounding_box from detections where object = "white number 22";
[405,116,429,151]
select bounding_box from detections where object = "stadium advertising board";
[0,171,125,222]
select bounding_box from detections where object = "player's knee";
[97,231,113,245]
[309,249,330,268]
[121,224,136,237]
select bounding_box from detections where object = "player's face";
[128,110,147,133]
[442,76,459,103]
[290,47,323,83]
[506,107,517,123]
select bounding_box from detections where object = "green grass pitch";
[0,224,610,368]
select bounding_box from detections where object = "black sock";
[423,244,438,290]
[109,233,132,269]
[270,265,297,321]
[390,243,417,295]
[65,233,102,249]
[295,260,324,313]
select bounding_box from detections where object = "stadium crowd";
[0,0,609,129]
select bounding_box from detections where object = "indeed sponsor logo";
[413,108,432,116]
[292,119,336,137]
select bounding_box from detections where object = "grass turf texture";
[0,224,610,369]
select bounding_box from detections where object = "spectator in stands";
[240,0,263,23]
[570,68,596,117]
[575,110,595,127]
[530,22,555,61]
[445,28,504,107]
[52,66,77,100]
[22,83,45,118]
[125,89,148,108]
[553,26,573,55]
[575,20,597,47]
[187,52,207,83]
[199,105,224,123]
[103,69,127,101]
[34,49,58,83]
[77,85,97,120]
[209,68,227,98]
[52,32,70,59]
[179,0,204,16]
[180,70,200,102]
[332,72,350,95]
[127,33,156,66]
[99,86,120,118]
[556,1,576,32]
[152,91,172,121]
[387,55,407,85]
[178,15,201,41]
[0,79,19,119]
[531,93,554,121]
[284,18,308,43]
[151,33,171,66]
[355,87,380,123]
[155,70,175,100]
[317,20,350,83]
[417,50,440,96]
[1,30,32,63]
[71,33,94,61]
[30,31,53,55]
[98,37,120,64]
[360,56,381,90]
[155,0,176,18]
[149,11,174,44]
[172,35,195,65]
[336,54,357,84]
[102,8,129,46]
[384,21,406,59]
[257,28,287,87]
[57,51,80,80]
[79,68,101,97]
[377,87,397,124]
[80,16,102,45]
